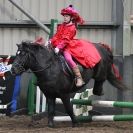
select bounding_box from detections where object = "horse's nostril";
[10,69,15,75]
[11,67,18,75]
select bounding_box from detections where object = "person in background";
[130,15,133,23]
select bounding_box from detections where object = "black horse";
[11,41,128,127]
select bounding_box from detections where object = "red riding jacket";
[51,23,101,68]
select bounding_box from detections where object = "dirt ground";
[0,115,133,133]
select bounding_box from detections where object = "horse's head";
[11,40,53,75]
[11,41,33,75]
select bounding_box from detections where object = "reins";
[14,51,52,74]
[27,63,52,73]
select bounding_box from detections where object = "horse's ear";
[16,43,21,47]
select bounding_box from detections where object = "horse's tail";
[99,42,112,53]
[99,42,113,61]
[107,64,129,91]
[111,64,122,80]
[99,42,129,90]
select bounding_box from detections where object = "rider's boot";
[72,66,85,87]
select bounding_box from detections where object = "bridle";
[13,50,52,74]
[13,52,29,73]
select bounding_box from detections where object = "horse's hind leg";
[47,97,56,128]
[93,80,105,96]
[61,95,77,127]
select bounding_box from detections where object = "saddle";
[57,54,83,78]
[58,55,74,77]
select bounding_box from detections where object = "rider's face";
[63,15,71,23]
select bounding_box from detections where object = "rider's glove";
[54,47,60,54]
[45,40,51,47]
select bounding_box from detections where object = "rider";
[50,5,101,87]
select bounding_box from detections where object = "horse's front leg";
[61,94,78,127]
[47,97,56,128]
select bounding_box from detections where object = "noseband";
[13,53,29,73]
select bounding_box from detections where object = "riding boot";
[72,66,85,87]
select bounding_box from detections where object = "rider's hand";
[45,40,51,46]
[54,47,60,54]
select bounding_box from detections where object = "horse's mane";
[21,41,51,53]
[23,42,56,68]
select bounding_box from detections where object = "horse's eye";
[17,51,21,54]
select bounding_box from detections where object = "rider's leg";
[72,66,85,87]
[64,51,84,87]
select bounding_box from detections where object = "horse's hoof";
[72,122,80,127]
[72,119,80,127]
[48,121,55,128]
[93,91,104,96]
